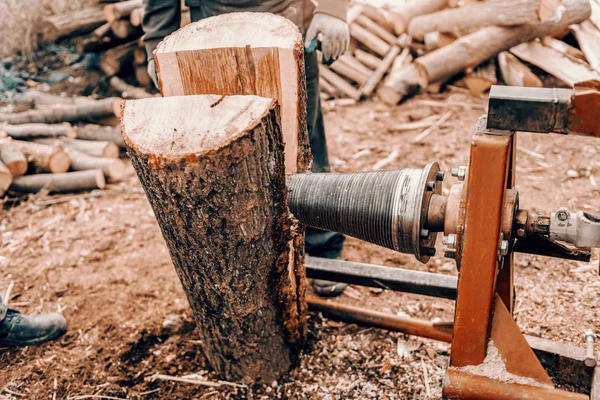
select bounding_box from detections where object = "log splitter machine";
[288,81,600,399]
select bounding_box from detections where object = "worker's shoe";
[0,309,67,347]
[311,279,348,297]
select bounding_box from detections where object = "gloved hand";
[304,13,349,65]
[147,59,158,89]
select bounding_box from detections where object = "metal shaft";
[585,330,597,367]
[287,163,441,262]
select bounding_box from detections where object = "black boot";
[0,309,67,347]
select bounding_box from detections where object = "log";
[133,47,147,65]
[0,123,76,139]
[354,49,382,70]
[66,149,125,182]
[361,4,395,34]
[42,7,106,42]
[109,76,153,99]
[35,138,120,159]
[110,19,140,39]
[379,0,592,104]
[100,42,137,76]
[319,76,340,98]
[355,15,397,45]
[386,0,448,35]
[0,144,28,177]
[0,98,118,125]
[93,22,112,38]
[8,140,70,173]
[350,23,391,57]
[121,94,306,382]
[464,62,498,94]
[24,90,92,106]
[359,46,408,99]
[130,7,143,27]
[135,65,153,88]
[104,0,143,23]
[408,0,563,40]
[73,125,125,147]
[328,57,369,85]
[11,170,105,194]
[319,65,360,99]
[541,36,586,62]
[0,161,12,197]
[154,12,310,174]
[511,40,600,86]
[572,20,600,71]
[498,51,543,87]
[424,31,457,51]
[339,54,374,75]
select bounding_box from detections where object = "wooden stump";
[121,94,306,382]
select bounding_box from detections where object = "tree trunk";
[35,138,120,159]
[104,0,143,22]
[0,161,12,197]
[0,144,28,177]
[7,140,70,173]
[1,123,76,139]
[498,52,543,87]
[11,170,105,194]
[408,0,562,40]
[387,0,448,35]
[121,94,306,382]
[100,42,137,77]
[74,125,125,147]
[379,0,592,104]
[42,7,106,42]
[0,99,119,125]
[66,149,125,182]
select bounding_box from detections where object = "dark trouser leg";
[303,51,346,260]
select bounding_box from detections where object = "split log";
[0,161,12,197]
[0,98,118,125]
[355,15,397,45]
[510,40,600,86]
[359,46,408,99]
[0,123,75,139]
[464,62,498,95]
[42,7,106,42]
[386,0,448,36]
[110,19,140,39]
[100,42,137,76]
[93,22,112,39]
[121,94,306,382]
[8,140,70,173]
[328,58,369,85]
[378,0,592,104]
[541,36,586,62]
[109,76,153,99]
[572,20,600,71]
[350,23,391,57]
[408,0,563,40]
[130,7,143,27]
[0,144,28,177]
[35,138,120,159]
[498,51,543,87]
[11,170,105,194]
[354,49,382,70]
[361,4,395,34]
[319,65,360,99]
[73,125,125,147]
[66,149,125,182]
[104,0,143,23]
[154,12,310,173]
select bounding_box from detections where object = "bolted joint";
[556,207,570,222]
[499,240,509,257]
[443,234,457,250]
[451,166,467,181]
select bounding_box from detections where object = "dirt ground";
[1,88,600,399]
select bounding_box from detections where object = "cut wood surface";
[109,76,153,99]
[66,149,125,182]
[121,94,306,382]
[0,123,75,139]
[42,7,106,42]
[104,0,143,22]
[154,12,310,174]
[74,125,125,147]
[11,170,105,194]
[498,51,543,87]
[379,0,592,104]
[541,36,586,62]
[354,49,382,70]
[0,144,28,177]
[8,140,70,173]
[350,23,391,57]
[511,40,600,86]
[93,22,112,39]
[0,161,12,197]
[408,0,562,40]
[387,0,448,35]
[464,62,498,94]
[0,98,118,125]
[35,138,120,159]
[100,42,137,76]
[572,20,600,71]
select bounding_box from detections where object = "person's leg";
[304,51,347,297]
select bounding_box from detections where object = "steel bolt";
[500,240,509,257]
[443,234,457,250]
[444,250,456,259]
[422,247,436,257]
[436,171,445,181]
[556,208,570,222]
[420,229,430,239]
[585,330,597,367]
[516,228,526,238]
[451,166,467,181]
[426,181,436,191]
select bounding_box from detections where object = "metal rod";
[306,296,453,343]
[305,257,458,300]
[586,330,598,368]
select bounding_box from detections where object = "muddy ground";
[1,88,599,399]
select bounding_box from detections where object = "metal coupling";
[585,329,597,367]
[451,166,467,181]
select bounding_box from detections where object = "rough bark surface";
[11,170,105,194]
[42,7,106,42]
[120,95,306,382]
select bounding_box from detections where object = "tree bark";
[74,125,125,147]
[0,144,28,177]
[11,170,105,194]
[35,138,120,159]
[66,149,125,182]
[6,140,70,173]
[379,0,592,104]
[387,0,448,35]
[0,99,118,125]
[0,161,12,197]
[104,0,143,22]
[42,7,106,42]
[0,123,76,139]
[100,42,137,76]
[408,0,562,40]
[121,94,306,382]
[498,51,543,87]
